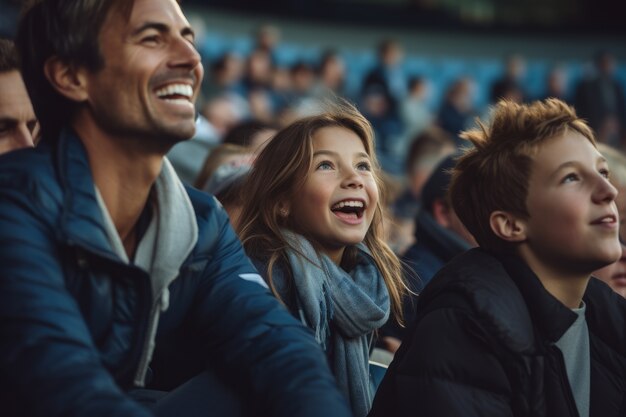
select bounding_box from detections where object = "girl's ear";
[43,56,89,102]
[278,201,290,218]
[489,210,527,243]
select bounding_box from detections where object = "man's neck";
[517,247,590,309]
[72,120,164,258]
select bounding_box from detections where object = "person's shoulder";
[0,144,61,203]
[0,143,56,179]
[418,248,535,352]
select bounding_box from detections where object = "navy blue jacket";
[0,130,351,417]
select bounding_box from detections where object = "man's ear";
[43,56,89,102]
[489,210,526,243]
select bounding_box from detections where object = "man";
[0,1,352,416]
[0,38,38,154]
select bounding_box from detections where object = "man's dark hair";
[15,0,129,140]
[0,38,19,73]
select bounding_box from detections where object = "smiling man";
[0,38,38,154]
[0,1,351,417]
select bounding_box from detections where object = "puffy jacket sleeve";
[189,207,352,417]
[0,184,153,416]
[369,305,514,417]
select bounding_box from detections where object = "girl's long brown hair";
[237,101,406,323]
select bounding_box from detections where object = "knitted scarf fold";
[281,230,390,417]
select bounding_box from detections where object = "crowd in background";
[168,22,626,257]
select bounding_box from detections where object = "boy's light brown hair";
[449,98,596,253]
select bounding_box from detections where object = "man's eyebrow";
[131,22,169,37]
[131,22,195,39]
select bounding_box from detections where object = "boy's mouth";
[331,199,366,220]
[590,214,617,226]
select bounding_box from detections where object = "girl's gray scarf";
[281,230,390,417]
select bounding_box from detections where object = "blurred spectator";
[574,51,626,149]
[399,76,433,143]
[221,119,278,153]
[541,65,570,103]
[593,144,626,297]
[361,38,407,109]
[490,53,527,103]
[0,38,38,154]
[253,24,281,64]
[380,154,476,353]
[315,49,346,97]
[195,143,254,229]
[360,84,403,175]
[168,96,244,184]
[203,52,245,100]
[238,48,274,100]
[288,60,317,111]
[393,126,456,221]
[437,77,477,142]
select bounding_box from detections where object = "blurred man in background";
[0,38,38,154]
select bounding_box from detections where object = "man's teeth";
[155,84,193,99]
[332,200,364,209]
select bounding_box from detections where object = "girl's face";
[288,126,379,264]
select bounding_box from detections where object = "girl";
[237,102,405,417]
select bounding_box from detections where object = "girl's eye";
[562,173,579,183]
[316,161,333,170]
[357,161,371,171]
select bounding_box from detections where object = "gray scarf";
[281,230,390,417]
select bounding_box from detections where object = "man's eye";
[142,36,160,45]
[0,122,12,136]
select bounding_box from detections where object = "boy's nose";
[594,175,618,204]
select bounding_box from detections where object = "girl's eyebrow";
[313,150,370,159]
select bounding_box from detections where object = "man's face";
[0,70,38,154]
[520,131,621,275]
[81,0,203,148]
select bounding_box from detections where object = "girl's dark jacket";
[369,248,626,417]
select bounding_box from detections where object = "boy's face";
[520,131,621,275]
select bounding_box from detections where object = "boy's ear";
[43,56,89,102]
[489,210,526,243]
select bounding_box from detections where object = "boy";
[368,98,626,417]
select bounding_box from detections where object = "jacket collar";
[55,128,121,261]
[497,252,578,344]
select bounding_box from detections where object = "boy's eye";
[562,173,579,183]
[599,168,610,179]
